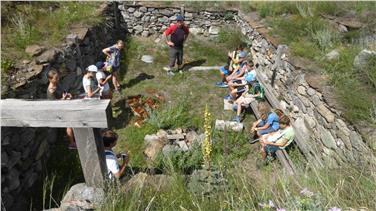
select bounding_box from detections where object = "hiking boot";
[163,66,172,71]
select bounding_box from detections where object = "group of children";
[81,40,124,99]
[46,40,125,149]
[217,44,295,162]
[217,44,261,123]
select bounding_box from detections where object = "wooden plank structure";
[248,99,296,175]
[1,99,111,187]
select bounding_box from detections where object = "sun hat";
[87,65,98,72]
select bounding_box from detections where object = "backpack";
[251,82,265,101]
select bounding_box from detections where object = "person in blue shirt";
[102,40,124,93]
[251,102,280,137]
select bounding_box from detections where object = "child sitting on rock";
[225,62,256,101]
[231,81,264,123]
[250,102,280,137]
[225,51,248,82]
[215,65,231,88]
[259,115,295,161]
[102,129,129,179]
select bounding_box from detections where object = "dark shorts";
[257,121,278,135]
[169,47,184,67]
[236,86,247,94]
[264,144,280,155]
[112,66,120,73]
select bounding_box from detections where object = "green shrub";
[154,143,203,173]
[217,27,246,50]
[1,59,14,75]
[147,101,191,130]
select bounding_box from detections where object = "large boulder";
[36,49,58,64]
[354,49,376,69]
[144,139,165,161]
[60,183,105,211]
[325,49,340,61]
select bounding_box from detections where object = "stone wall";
[0,3,125,210]
[1,127,57,209]
[234,13,375,167]
[117,3,237,37]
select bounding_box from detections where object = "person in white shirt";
[95,62,112,99]
[82,65,101,98]
[102,129,128,179]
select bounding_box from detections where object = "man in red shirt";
[163,15,189,75]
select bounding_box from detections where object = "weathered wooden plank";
[187,66,221,71]
[73,128,107,188]
[1,99,111,128]
[276,150,295,175]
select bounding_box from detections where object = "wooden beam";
[1,99,111,128]
[73,128,107,188]
[187,66,221,71]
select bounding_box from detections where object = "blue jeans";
[264,144,280,155]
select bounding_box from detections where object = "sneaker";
[114,89,120,94]
[232,116,241,123]
[219,83,228,88]
[167,71,175,76]
[249,138,259,144]
[223,94,232,100]
[68,143,77,150]
[163,66,172,71]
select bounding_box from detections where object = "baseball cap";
[239,51,247,58]
[87,65,98,72]
[95,61,105,69]
[176,15,184,21]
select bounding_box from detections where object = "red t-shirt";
[164,24,189,47]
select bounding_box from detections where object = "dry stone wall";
[117,3,237,37]
[234,13,375,167]
[1,3,125,210]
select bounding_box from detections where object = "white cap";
[87,65,98,72]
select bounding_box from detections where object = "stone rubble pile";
[144,128,205,161]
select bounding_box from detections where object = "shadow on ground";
[181,59,207,71]
[123,72,155,88]
[110,97,133,129]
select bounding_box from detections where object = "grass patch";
[259,2,375,123]
[1,2,102,63]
